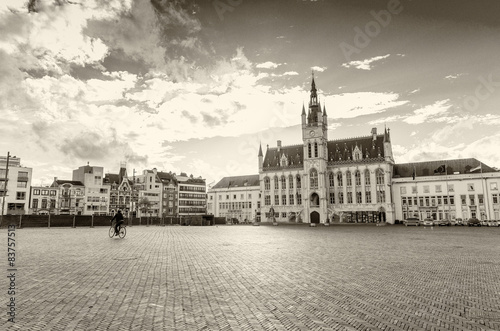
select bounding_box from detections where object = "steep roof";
[212,175,260,189]
[393,158,497,178]
[103,173,133,186]
[262,134,387,171]
[51,180,84,187]
[157,171,178,185]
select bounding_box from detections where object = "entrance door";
[310,211,320,224]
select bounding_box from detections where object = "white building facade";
[72,164,109,216]
[0,155,32,216]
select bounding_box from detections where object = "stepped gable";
[327,134,385,162]
[262,144,304,170]
[393,158,497,178]
[213,174,260,189]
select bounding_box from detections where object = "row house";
[0,155,32,216]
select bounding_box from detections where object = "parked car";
[467,218,481,226]
[404,217,420,226]
[487,220,499,227]
[480,220,489,226]
[435,219,451,226]
[453,218,464,226]
[421,218,434,226]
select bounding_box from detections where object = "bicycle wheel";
[118,226,126,239]
[108,226,115,238]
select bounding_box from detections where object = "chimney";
[371,128,377,141]
[277,140,282,151]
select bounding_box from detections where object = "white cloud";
[342,54,390,70]
[256,61,281,69]
[445,73,465,80]
[326,92,408,119]
[283,71,299,76]
[311,66,326,72]
[403,99,452,124]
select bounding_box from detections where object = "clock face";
[309,130,315,137]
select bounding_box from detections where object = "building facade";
[392,159,500,222]
[49,179,85,215]
[104,164,136,218]
[259,78,395,224]
[177,173,206,217]
[72,164,109,216]
[157,171,178,219]
[0,155,32,216]
[207,175,260,222]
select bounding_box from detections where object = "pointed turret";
[301,103,306,127]
[258,142,263,172]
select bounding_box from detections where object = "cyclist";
[110,210,124,236]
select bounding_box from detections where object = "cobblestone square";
[2,224,500,330]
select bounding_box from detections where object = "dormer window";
[280,154,288,167]
[353,145,363,161]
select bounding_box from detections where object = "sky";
[1,0,500,187]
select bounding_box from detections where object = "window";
[274,195,279,205]
[347,192,353,203]
[17,181,27,188]
[346,171,352,187]
[338,192,344,204]
[33,189,40,195]
[469,195,475,205]
[355,171,361,186]
[32,199,38,209]
[233,194,236,199]
[281,176,286,190]
[308,143,312,158]
[41,199,47,209]
[314,142,318,157]
[329,192,335,204]
[288,175,294,189]
[226,195,229,200]
[400,187,406,194]
[449,195,455,205]
[376,169,385,185]
[365,190,371,203]
[310,169,318,188]
[337,172,343,187]
[16,192,26,200]
[493,194,498,204]
[461,195,466,205]
[356,191,362,203]
[264,177,270,190]
[296,175,301,189]
[282,195,286,205]
[94,176,101,185]
[364,170,371,185]
[265,195,271,205]
[274,176,279,190]
[297,193,302,205]
[478,194,484,205]
[435,185,442,193]
[289,194,294,205]
[377,190,386,203]
[50,190,57,196]
[329,172,335,187]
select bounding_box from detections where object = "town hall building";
[258,77,395,224]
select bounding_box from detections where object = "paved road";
[2,224,500,330]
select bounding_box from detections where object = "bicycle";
[109,221,126,239]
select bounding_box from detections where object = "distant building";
[157,171,178,219]
[176,173,206,217]
[72,164,109,216]
[0,155,32,215]
[207,175,260,222]
[135,168,162,218]
[392,159,500,221]
[104,163,136,218]
[49,179,85,215]
[29,185,57,215]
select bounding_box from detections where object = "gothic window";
[288,175,294,189]
[337,172,343,187]
[356,191,362,203]
[289,194,294,205]
[346,171,352,187]
[314,142,318,157]
[280,154,288,167]
[376,169,385,185]
[308,143,312,158]
[364,169,371,185]
[281,175,286,190]
[338,192,344,204]
[347,192,353,204]
[274,176,279,190]
[329,172,335,187]
[296,175,301,189]
[264,177,270,190]
[329,192,335,204]
[310,169,318,188]
[355,171,361,186]
[310,193,319,206]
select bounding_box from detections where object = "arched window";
[364,169,371,186]
[274,176,279,190]
[314,142,318,157]
[308,143,312,158]
[296,175,301,189]
[355,170,361,186]
[288,175,294,189]
[310,169,318,188]
[310,193,320,206]
[376,169,385,185]
[264,177,270,190]
[346,171,352,187]
[329,172,335,187]
[337,172,343,187]
[281,175,286,190]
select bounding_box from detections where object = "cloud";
[311,66,326,72]
[445,73,465,80]
[326,92,408,119]
[342,54,390,70]
[403,100,452,124]
[256,61,281,69]
[283,71,299,76]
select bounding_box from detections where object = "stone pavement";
[2,224,500,331]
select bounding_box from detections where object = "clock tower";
[301,75,328,224]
